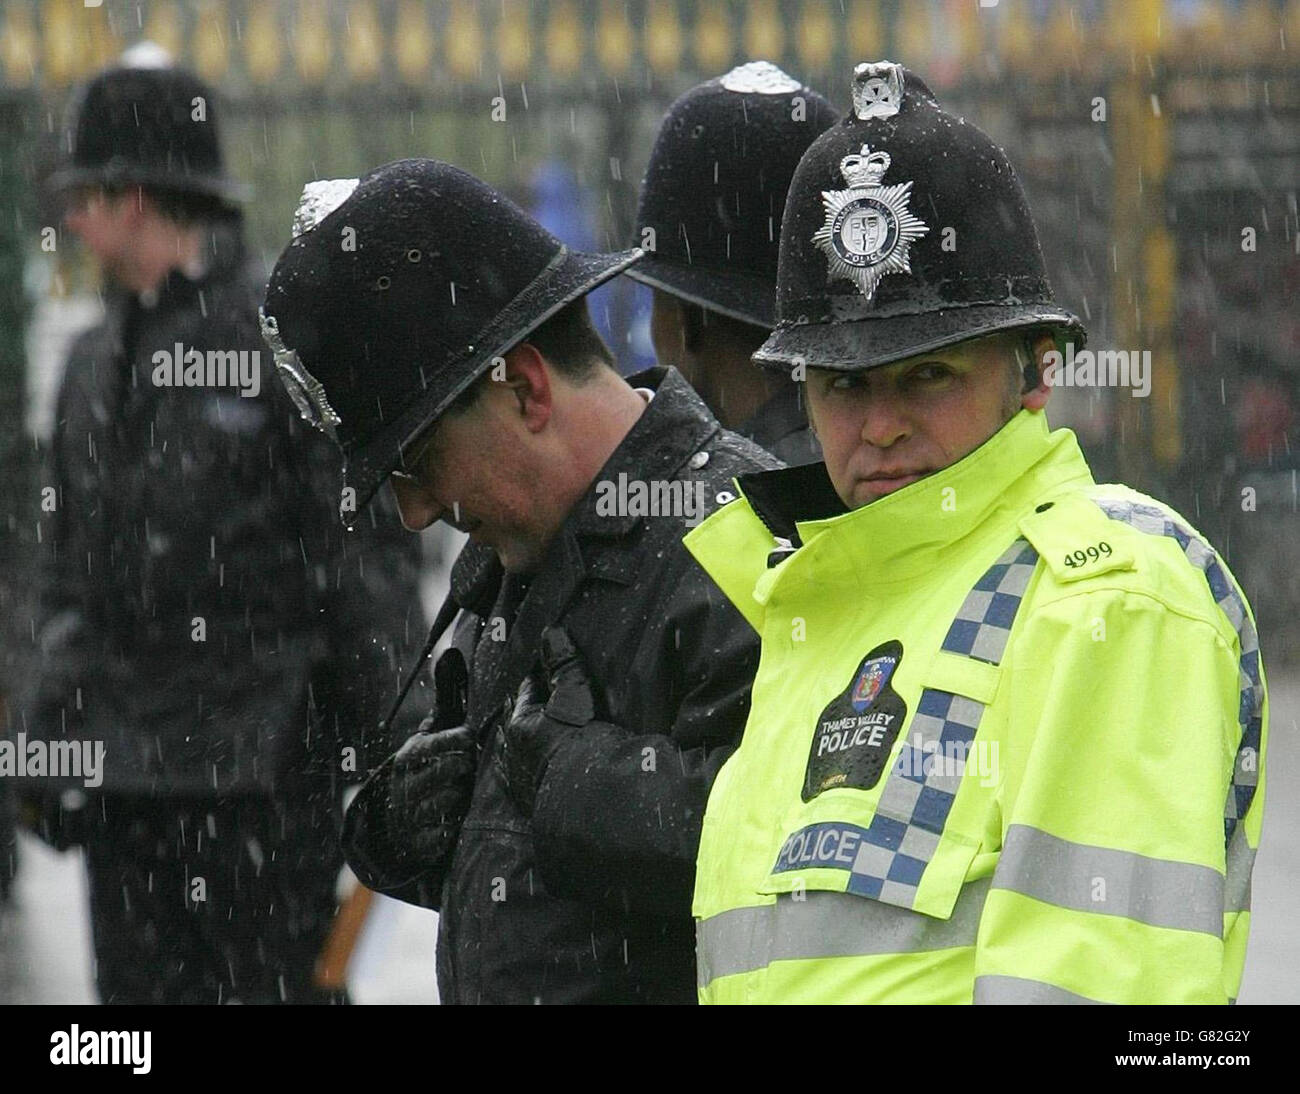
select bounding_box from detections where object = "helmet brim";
[47,163,252,204]
[341,245,644,525]
[752,303,1087,373]
[625,256,774,330]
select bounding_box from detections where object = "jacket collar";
[450,365,722,615]
[738,383,809,454]
[450,540,502,616]
[135,220,249,318]
[571,366,721,537]
[736,461,846,544]
[736,409,1094,586]
[451,367,722,725]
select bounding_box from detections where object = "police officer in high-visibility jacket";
[683,61,1267,1005]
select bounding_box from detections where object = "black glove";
[502,627,595,815]
[385,648,477,869]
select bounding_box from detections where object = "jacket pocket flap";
[757,800,980,921]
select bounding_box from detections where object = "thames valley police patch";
[804,640,907,802]
[813,145,928,302]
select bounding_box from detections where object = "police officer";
[260,159,775,1004]
[630,61,836,464]
[683,62,1267,1004]
[20,57,424,1003]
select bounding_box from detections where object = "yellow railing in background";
[2,0,1296,92]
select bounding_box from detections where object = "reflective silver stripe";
[1225,825,1255,914]
[992,824,1224,936]
[974,974,1107,1005]
[697,876,990,988]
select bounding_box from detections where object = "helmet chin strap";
[377,588,462,734]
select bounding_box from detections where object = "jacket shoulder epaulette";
[1018,486,1246,645]
[1018,491,1139,588]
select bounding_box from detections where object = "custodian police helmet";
[260,158,640,520]
[629,61,838,328]
[49,59,249,206]
[754,60,1084,372]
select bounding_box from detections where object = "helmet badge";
[850,61,904,120]
[258,310,343,442]
[719,60,802,95]
[292,177,359,239]
[812,144,929,302]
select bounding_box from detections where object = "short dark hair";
[442,298,613,417]
[522,297,614,379]
[145,185,241,226]
[80,182,239,226]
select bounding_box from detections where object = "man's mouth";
[857,469,930,498]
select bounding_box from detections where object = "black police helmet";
[48,60,249,205]
[754,61,1084,373]
[260,158,641,521]
[629,61,838,329]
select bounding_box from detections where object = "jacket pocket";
[757,792,981,921]
[756,649,1003,921]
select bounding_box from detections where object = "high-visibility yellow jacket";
[684,409,1267,1004]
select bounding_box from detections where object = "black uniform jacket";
[344,367,778,1003]
[739,382,822,467]
[18,223,424,796]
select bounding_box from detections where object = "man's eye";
[829,374,865,391]
[908,364,952,384]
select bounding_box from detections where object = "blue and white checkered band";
[258,309,342,443]
[1091,498,1264,850]
[772,539,1040,911]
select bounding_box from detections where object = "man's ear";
[1021,332,1055,412]
[801,372,819,438]
[648,290,685,368]
[681,301,707,353]
[499,342,554,433]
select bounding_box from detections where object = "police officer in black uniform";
[261,158,775,1003]
[629,61,837,464]
[19,58,424,1003]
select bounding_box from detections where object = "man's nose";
[858,391,911,449]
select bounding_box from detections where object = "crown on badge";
[839,146,891,189]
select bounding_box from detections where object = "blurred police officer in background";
[16,53,424,1003]
[261,158,775,1003]
[630,62,837,465]
[685,61,1267,1004]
